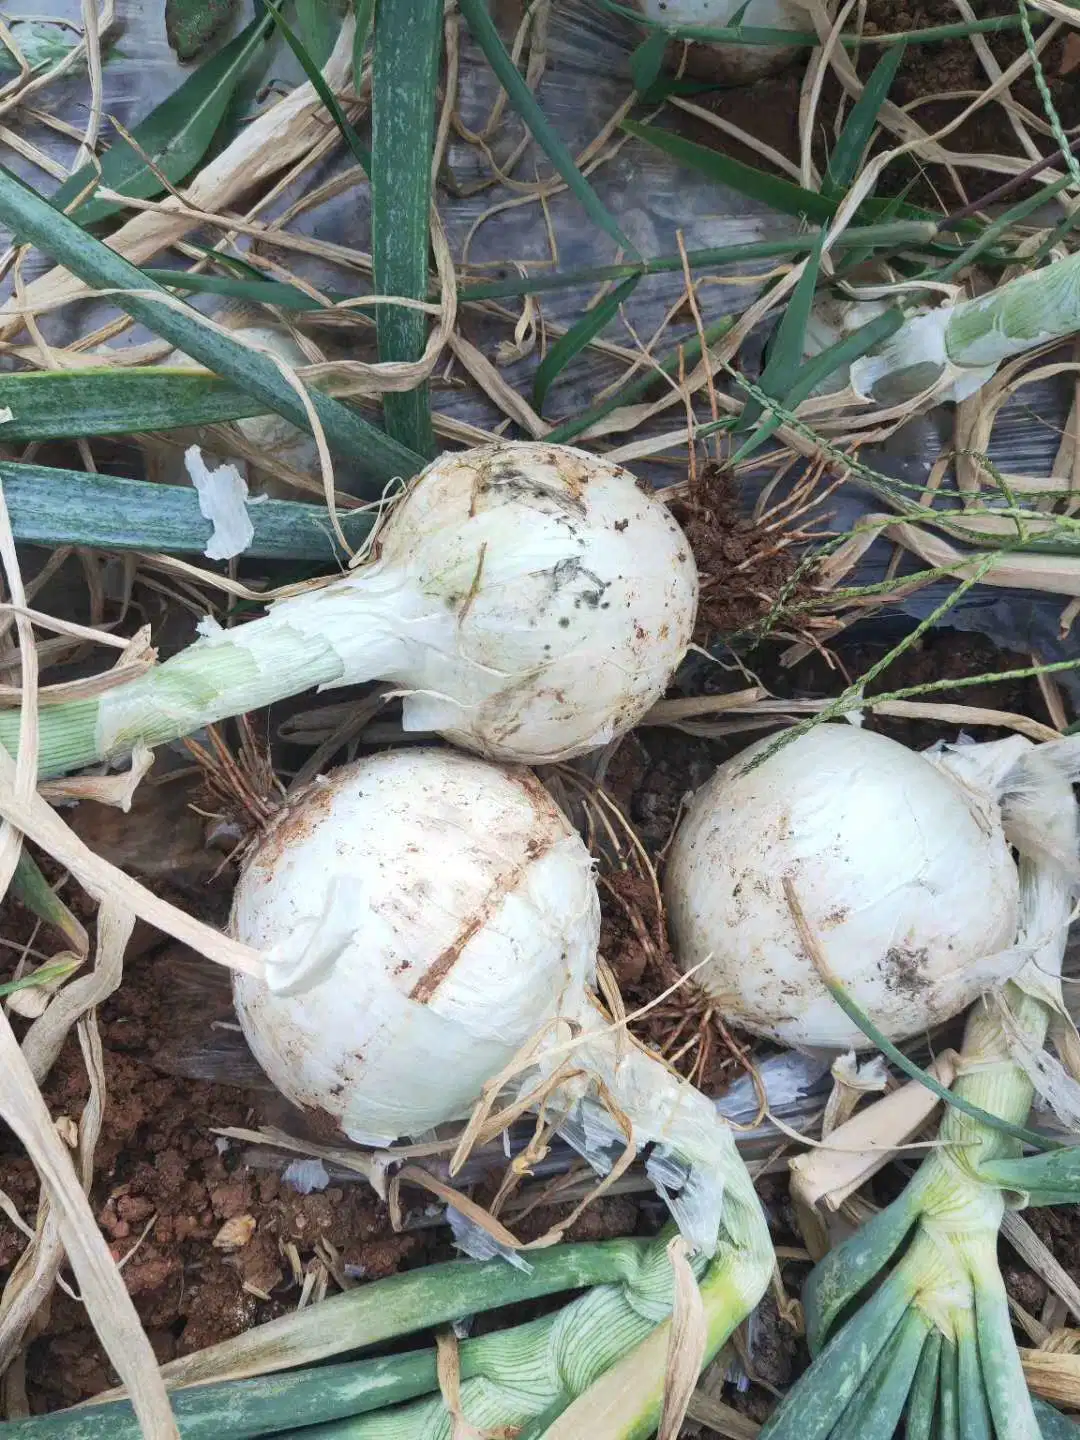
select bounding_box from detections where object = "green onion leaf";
[0,164,422,490]
[805,969,1056,1153]
[829,1308,930,1440]
[11,850,87,956]
[823,42,906,199]
[977,1147,1080,1204]
[629,28,669,94]
[728,306,904,459]
[0,957,81,1001]
[733,230,826,447]
[938,1338,960,1440]
[50,16,271,228]
[0,461,374,561]
[1035,1397,1080,1438]
[371,0,443,456]
[533,275,640,414]
[905,1331,942,1440]
[0,366,263,440]
[296,0,343,67]
[353,0,376,72]
[759,1269,913,1440]
[802,1186,924,1355]
[458,0,633,253]
[142,268,331,310]
[623,119,936,227]
[957,1322,993,1440]
[264,2,370,173]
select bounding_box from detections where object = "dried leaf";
[658,1236,707,1440]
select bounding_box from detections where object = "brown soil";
[5,941,426,1413]
[669,465,817,642]
[686,0,1080,212]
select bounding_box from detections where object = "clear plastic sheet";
[4,0,1074,679]
[828,367,1080,699]
[0,3,786,420]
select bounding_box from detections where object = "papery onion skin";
[369,441,699,762]
[665,724,1020,1049]
[232,748,599,1146]
[629,0,807,82]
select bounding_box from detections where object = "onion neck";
[0,565,423,777]
[537,997,773,1285]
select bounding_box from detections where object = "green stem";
[309,1244,702,1438]
[371,0,442,456]
[0,565,415,777]
[0,166,421,489]
[5,1240,676,1440]
[541,1206,773,1440]
[458,222,940,302]
[150,1239,659,1395]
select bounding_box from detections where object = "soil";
[3,935,426,1413]
[687,0,1080,213]
[669,465,817,642]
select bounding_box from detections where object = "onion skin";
[629,0,807,83]
[665,725,1020,1049]
[375,441,698,761]
[232,748,599,1145]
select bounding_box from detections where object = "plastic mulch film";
[0,1,1076,681]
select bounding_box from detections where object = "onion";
[361,441,697,760]
[232,746,763,1258]
[629,0,807,82]
[15,440,698,774]
[233,747,599,1143]
[665,724,1025,1049]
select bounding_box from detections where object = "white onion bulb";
[233,747,598,1144]
[41,441,697,776]
[233,747,756,1256]
[629,0,807,82]
[366,442,697,760]
[666,724,1023,1049]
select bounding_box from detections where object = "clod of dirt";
[668,466,815,640]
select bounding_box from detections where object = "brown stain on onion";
[408,825,558,1005]
[255,778,337,870]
